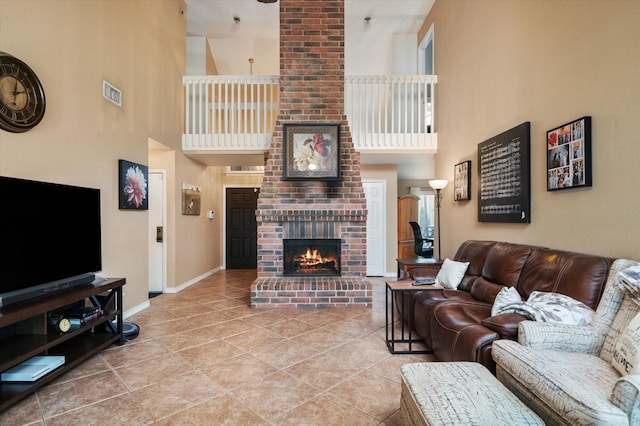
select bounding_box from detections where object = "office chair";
[409,221,434,258]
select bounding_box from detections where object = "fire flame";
[294,248,336,269]
[305,248,321,261]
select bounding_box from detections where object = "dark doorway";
[226,187,259,269]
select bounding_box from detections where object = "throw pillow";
[435,258,470,289]
[491,286,522,316]
[612,312,640,376]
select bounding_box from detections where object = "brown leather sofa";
[407,240,613,373]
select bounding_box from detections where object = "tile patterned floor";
[1,270,434,425]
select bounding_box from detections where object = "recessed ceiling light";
[257,0,277,3]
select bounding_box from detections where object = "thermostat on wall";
[103,80,122,107]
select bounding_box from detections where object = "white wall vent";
[102,80,122,107]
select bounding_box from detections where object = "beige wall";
[206,39,218,75]
[398,179,434,197]
[0,0,221,313]
[173,156,220,287]
[420,0,640,260]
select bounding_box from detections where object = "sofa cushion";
[481,313,526,340]
[493,339,629,425]
[435,258,469,289]
[517,247,611,309]
[553,255,610,308]
[611,312,640,376]
[466,243,531,305]
[431,302,498,363]
[452,240,497,292]
[470,278,505,304]
[412,289,476,346]
[481,242,531,287]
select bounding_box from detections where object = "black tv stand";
[0,277,125,412]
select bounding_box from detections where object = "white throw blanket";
[492,288,595,326]
[615,265,640,306]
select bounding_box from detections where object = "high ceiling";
[184,0,435,75]
[183,0,436,179]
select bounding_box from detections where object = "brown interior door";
[225,187,259,269]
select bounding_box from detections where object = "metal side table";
[385,279,443,354]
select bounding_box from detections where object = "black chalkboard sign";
[477,122,531,223]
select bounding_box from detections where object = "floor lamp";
[429,179,448,260]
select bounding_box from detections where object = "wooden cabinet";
[398,194,419,259]
[0,278,125,411]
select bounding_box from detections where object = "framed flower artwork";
[118,159,148,210]
[283,123,340,181]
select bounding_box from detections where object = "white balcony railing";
[345,75,437,152]
[183,75,279,153]
[182,74,437,153]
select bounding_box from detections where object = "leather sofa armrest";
[481,313,528,340]
[610,374,640,424]
[518,320,603,355]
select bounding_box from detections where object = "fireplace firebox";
[283,239,341,277]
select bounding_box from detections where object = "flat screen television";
[0,176,102,308]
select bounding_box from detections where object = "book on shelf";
[1,356,65,382]
[64,306,103,319]
[63,306,104,329]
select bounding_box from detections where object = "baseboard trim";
[124,300,150,319]
[165,266,222,294]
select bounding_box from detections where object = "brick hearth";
[250,0,372,308]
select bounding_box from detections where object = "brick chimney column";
[251,0,371,309]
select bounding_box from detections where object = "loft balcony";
[182,75,437,157]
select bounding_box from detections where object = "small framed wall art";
[454,161,471,201]
[118,159,148,210]
[181,183,201,216]
[546,116,592,191]
[283,123,341,181]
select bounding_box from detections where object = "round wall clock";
[0,52,46,133]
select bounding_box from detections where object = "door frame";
[222,184,260,269]
[149,169,167,293]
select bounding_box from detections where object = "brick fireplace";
[250,0,372,308]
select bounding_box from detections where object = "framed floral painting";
[118,159,148,210]
[283,123,340,181]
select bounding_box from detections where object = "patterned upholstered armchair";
[493,259,640,425]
